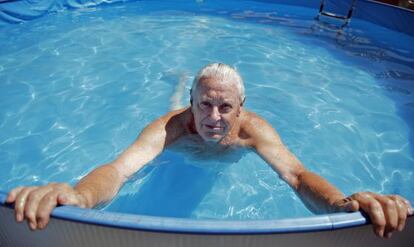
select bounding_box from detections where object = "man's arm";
[6,109,186,230]
[247,113,412,238]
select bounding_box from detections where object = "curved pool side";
[1,192,413,246]
[1,0,414,36]
[1,0,414,246]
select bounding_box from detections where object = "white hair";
[191,63,245,102]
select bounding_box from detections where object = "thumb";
[334,198,360,212]
[57,193,82,206]
[342,200,359,212]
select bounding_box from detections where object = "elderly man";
[6,63,412,238]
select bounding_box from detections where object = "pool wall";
[353,0,414,35]
[1,0,414,36]
[1,192,413,247]
[258,0,414,36]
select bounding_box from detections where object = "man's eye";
[200,102,211,108]
[220,104,232,112]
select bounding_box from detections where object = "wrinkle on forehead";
[199,76,237,88]
[195,77,240,102]
[200,91,236,105]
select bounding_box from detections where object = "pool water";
[0,0,413,220]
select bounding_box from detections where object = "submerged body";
[6,63,412,239]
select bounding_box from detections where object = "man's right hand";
[4,110,185,231]
[6,183,88,230]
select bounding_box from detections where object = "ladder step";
[320,11,349,20]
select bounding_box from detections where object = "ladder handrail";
[316,0,357,28]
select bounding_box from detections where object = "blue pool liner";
[1,0,414,36]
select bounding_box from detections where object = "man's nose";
[209,106,221,121]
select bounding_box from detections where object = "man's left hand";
[333,192,413,238]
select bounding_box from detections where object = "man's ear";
[237,97,245,117]
[240,97,246,107]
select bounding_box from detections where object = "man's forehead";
[197,76,237,90]
[195,84,239,103]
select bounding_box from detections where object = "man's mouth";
[204,124,224,131]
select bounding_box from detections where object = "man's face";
[191,77,242,143]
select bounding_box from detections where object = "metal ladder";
[316,0,357,28]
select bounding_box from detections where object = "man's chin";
[201,133,223,143]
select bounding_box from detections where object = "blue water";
[0,0,413,220]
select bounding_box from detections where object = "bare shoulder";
[241,110,278,136]
[242,111,271,127]
[136,107,190,145]
[158,107,189,125]
[239,110,281,147]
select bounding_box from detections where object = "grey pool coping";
[0,190,379,234]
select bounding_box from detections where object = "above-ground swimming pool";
[0,0,413,246]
